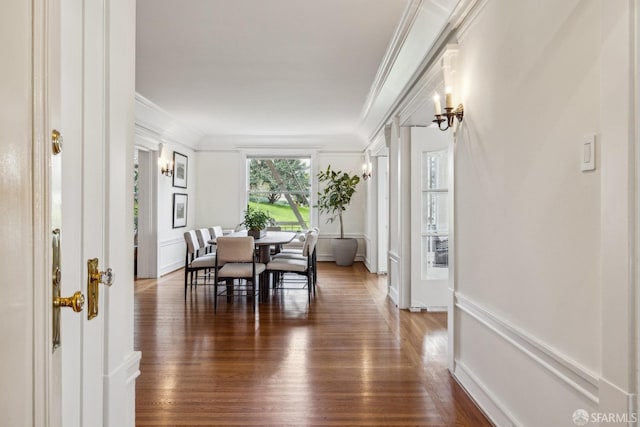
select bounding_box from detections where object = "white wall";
[450,0,635,425]
[157,142,197,275]
[194,151,245,230]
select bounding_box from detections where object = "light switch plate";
[580,134,596,172]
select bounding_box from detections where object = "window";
[422,149,448,279]
[247,157,311,231]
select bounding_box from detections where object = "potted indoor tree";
[243,205,273,239]
[316,165,360,266]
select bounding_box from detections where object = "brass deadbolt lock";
[52,129,63,155]
[87,258,114,320]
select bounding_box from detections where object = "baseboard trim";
[104,351,141,427]
[316,255,366,263]
[455,293,599,404]
[598,377,637,420]
[454,361,520,427]
[159,260,183,276]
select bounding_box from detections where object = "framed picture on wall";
[172,193,188,228]
[172,151,188,188]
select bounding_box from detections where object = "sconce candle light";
[433,88,463,131]
[158,143,174,177]
[361,162,372,181]
[160,160,174,177]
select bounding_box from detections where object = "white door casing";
[410,126,451,310]
[377,155,389,274]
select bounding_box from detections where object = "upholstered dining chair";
[183,230,217,298]
[266,231,318,302]
[213,236,266,311]
[195,228,215,256]
[208,225,224,239]
[272,228,319,287]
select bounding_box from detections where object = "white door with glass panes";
[410,127,451,310]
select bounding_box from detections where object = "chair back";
[183,230,201,255]
[215,237,255,264]
[196,228,212,248]
[209,226,224,238]
[303,231,318,257]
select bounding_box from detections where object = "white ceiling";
[135,0,408,140]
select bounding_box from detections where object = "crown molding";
[196,133,365,152]
[134,93,204,149]
[358,0,482,143]
[359,0,425,121]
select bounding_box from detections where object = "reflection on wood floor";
[135,262,491,426]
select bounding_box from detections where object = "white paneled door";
[410,127,451,310]
[0,0,137,425]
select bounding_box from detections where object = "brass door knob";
[54,291,85,312]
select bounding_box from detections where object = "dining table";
[210,230,297,301]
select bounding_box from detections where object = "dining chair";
[266,231,318,302]
[195,228,215,255]
[272,229,319,287]
[213,236,266,311]
[183,230,217,298]
[208,225,224,239]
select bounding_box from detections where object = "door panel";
[60,0,106,425]
[410,127,451,310]
[0,0,38,424]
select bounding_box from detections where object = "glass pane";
[422,150,448,190]
[421,235,449,280]
[248,157,311,230]
[422,192,448,233]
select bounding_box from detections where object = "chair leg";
[214,280,218,312]
[252,279,257,307]
[184,268,188,299]
[313,254,317,286]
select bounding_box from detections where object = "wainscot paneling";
[453,294,600,426]
[159,237,184,276]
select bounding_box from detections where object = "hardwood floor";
[135,262,491,426]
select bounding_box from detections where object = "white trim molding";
[455,293,600,404]
[159,237,186,276]
[388,251,401,306]
[358,0,482,142]
[360,0,424,121]
[135,93,204,149]
[104,351,142,427]
[454,361,520,427]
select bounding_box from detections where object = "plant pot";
[332,238,358,266]
[248,229,266,239]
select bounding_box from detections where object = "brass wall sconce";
[362,162,372,181]
[160,161,174,177]
[158,143,174,177]
[433,89,464,131]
